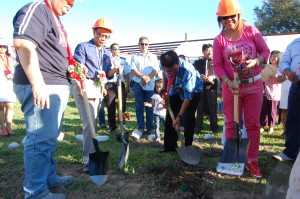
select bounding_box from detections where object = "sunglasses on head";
[219,14,237,20]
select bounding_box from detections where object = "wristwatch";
[140,75,144,79]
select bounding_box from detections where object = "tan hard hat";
[92,18,113,33]
[216,0,242,16]
[261,64,278,82]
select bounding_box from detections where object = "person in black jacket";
[193,44,219,134]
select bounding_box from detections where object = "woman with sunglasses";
[213,0,270,178]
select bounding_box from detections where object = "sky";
[0,0,264,51]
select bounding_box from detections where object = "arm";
[280,43,298,83]
[14,38,49,109]
[144,98,155,107]
[244,26,270,72]
[124,73,130,93]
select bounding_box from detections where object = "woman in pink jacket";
[213,0,270,178]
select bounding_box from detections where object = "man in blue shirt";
[73,18,115,173]
[160,50,203,153]
[273,38,300,162]
[131,36,159,139]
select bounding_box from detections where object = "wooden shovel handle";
[81,80,97,139]
[233,72,239,124]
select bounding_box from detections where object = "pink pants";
[222,79,263,161]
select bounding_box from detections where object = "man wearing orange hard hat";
[73,18,117,173]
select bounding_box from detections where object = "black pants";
[195,88,218,131]
[164,93,200,150]
[104,82,126,128]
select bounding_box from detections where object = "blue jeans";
[154,114,165,139]
[284,84,300,159]
[14,84,69,199]
[133,82,153,131]
[98,100,106,124]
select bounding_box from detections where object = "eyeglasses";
[94,31,110,39]
[165,67,179,74]
[111,48,119,50]
[140,43,149,46]
[219,14,236,20]
[0,45,7,48]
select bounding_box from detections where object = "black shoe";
[109,126,117,132]
[159,148,176,153]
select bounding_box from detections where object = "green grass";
[0,96,292,199]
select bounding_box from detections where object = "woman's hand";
[74,80,83,98]
[225,79,239,94]
[243,59,258,72]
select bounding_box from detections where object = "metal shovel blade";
[175,130,200,165]
[176,145,200,165]
[89,138,109,186]
[118,131,130,169]
[217,137,249,176]
[265,163,291,199]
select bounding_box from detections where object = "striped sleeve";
[13,1,51,46]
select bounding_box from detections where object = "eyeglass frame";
[94,30,111,39]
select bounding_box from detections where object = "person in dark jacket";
[193,44,219,134]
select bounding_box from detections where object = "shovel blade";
[220,138,249,163]
[89,139,109,186]
[118,131,130,169]
[176,145,200,165]
[265,163,291,199]
[217,138,249,176]
[220,138,238,163]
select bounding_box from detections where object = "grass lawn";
[0,96,293,199]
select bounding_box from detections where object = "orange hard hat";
[216,0,242,16]
[92,18,113,33]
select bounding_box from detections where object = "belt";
[238,74,261,85]
[86,78,95,80]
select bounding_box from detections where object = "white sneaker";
[272,152,293,161]
[131,129,143,140]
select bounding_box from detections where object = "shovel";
[265,163,291,199]
[168,106,200,165]
[216,70,249,176]
[81,81,109,186]
[116,71,130,169]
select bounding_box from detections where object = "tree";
[254,0,300,34]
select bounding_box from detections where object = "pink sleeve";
[213,36,227,79]
[250,26,270,63]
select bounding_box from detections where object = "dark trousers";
[104,82,126,128]
[195,89,218,131]
[284,84,300,159]
[260,96,279,127]
[164,93,200,150]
